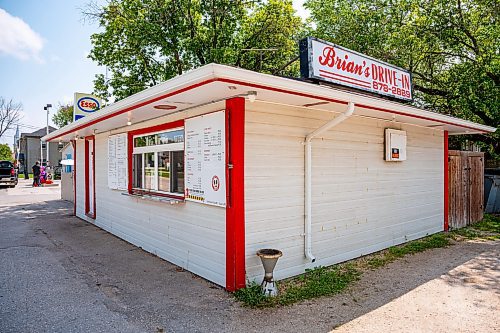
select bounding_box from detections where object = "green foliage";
[451,214,500,240]
[367,233,451,268]
[234,264,360,308]
[52,104,74,129]
[473,214,500,234]
[305,0,499,159]
[235,215,500,308]
[87,0,307,101]
[0,144,13,161]
[233,281,268,307]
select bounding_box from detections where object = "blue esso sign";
[73,93,102,121]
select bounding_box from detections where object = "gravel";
[1,179,498,332]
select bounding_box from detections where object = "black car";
[0,161,18,188]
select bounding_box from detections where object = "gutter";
[304,102,355,262]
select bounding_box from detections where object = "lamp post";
[44,104,52,164]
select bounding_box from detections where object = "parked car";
[0,160,18,188]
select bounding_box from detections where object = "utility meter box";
[385,129,407,161]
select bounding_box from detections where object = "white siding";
[74,104,226,286]
[245,102,444,282]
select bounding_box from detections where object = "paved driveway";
[1,179,498,332]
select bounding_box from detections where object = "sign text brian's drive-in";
[300,37,413,101]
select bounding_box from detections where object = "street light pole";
[44,104,52,164]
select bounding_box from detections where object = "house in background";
[17,126,62,176]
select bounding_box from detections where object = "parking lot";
[1,179,498,332]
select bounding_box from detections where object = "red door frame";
[225,97,246,291]
[84,135,96,219]
[71,140,77,216]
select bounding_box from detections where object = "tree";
[52,104,74,128]
[0,144,13,161]
[85,0,306,101]
[305,0,499,158]
[0,97,22,140]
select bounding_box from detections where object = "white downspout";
[304,102,355,262]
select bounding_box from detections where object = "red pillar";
[71,140,77,216]
[225,97,246,291]
[444,131,449,231]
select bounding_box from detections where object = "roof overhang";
[42,63,496,142]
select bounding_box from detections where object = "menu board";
[185,111,226,207]
[108,133,128,190]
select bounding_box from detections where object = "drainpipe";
[304,102,355,262]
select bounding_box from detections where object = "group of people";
[31,161,52,187]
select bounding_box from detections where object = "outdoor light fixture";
[43,104,53,163]
[247,91,257,102]
[127,120,132,126]
[153,105,177,110]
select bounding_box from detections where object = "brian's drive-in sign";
[300,37,413,101]
[73,92,103,121]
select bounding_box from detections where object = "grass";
[366,233,450,269]
[451,214,500,240]
[234,214,500,308]
[234,264,360,308]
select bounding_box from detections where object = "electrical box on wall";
[385,129,407,161]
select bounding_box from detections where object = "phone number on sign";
[373,82,411,98]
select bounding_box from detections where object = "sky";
[0,0,309,146]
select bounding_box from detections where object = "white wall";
[245,102,444,282]
[74,103,227,286]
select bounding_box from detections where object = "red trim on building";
[47,80,217,141]
[444,131,449,231]
[84,136,96,219]
[71,140,76,216]
[46,78,489,143]
[127,119,185,196]
[225,97,246,291]
[219,78,488,133]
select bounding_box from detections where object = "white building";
[42,61,495,291]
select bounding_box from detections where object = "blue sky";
[0,0,308,146]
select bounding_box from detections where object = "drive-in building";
[42,39,495,291]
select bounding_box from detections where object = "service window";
[132,128,184,197]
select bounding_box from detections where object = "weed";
[234,215,499,308]
[451,214,500,240]
[367,233,450,269]
[234,281,271,307]
[472,214,500,234]
[235,265,360,308]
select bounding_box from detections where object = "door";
[85,136,96,219]
[448,151,484,228]
[468,155,484,223]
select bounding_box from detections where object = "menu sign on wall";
[300,37,413,101]
[185,111,226,207]
[108,133,128,190]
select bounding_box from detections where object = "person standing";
[32,161,41,187]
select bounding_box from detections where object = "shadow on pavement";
[1,198,498,333]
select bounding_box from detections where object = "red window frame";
[127,119,185,200]
[84,135,96,219]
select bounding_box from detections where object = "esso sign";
[77,97,100,113]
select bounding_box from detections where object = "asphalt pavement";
[1,179,498,333]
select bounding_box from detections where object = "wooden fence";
[448,150,484,229]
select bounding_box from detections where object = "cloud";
[0,8,44,61]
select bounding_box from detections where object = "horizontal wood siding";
[74,104,226,286]
[245,102,444,282]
